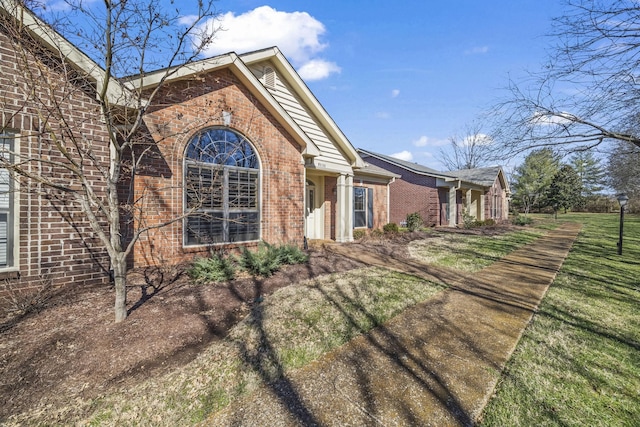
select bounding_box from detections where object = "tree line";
[510,146,639,215]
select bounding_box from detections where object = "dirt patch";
[0,224,518,421]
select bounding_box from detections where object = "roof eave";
[126,51,320,157]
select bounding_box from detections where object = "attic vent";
[263,66,276,89]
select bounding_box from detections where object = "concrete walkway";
[204,222,582,427]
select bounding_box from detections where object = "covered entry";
[305,178,324,240]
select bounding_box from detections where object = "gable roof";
[0,0,130,105]
[447,166,504,187]
[240,48,364,169]
[358,148,510,193]
[123,51,322,158]
[357,148,454,179]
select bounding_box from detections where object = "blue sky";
[202,1,569,170]
[48,0,567,170]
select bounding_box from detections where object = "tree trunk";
[113,255,128,323]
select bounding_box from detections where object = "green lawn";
[480,213,640,426]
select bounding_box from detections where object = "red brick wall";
[0,29,111,296]
[360,158,440,227]
[131,68,305,267]
[485,176,507,220]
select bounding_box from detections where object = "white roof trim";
[126,52,320,157]
[0,0,131,106]
[240,48,365,168]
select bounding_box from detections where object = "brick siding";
[130,68,305,267]
[0,29,111,297]
[361,158,441,227]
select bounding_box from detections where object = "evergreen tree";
[546,165,583,213]
[570,151,605,197]
[512,148,560,213]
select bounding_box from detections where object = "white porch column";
[465,189,472,218]
[335,174,354,242]
[480,192,486,221]
[448,186,457,227]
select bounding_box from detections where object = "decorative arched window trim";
[183,127,261,246]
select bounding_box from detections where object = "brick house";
[0,2,395,294]
[358,149,510,227]
[126,48,396,267]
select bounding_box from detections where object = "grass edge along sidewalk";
[205,222,582,426]
[480,214,640,426]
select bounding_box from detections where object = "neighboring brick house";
[0,3,115,294]
[358,149,510,227]
[0,0,395,295]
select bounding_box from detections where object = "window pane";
[354,187,367,228]
[185,165,224,209]
[354,187,365,211]
[185,213,225,245]
[228,170,258,209]
[0,136,13,267]
[184,128,260,245]
[229,212,260,242]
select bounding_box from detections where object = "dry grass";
[409,229,544,272]
[5,267,444,426]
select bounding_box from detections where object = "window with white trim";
[0,133,16,268]
[184,128,260,245]
[353,186,373,228]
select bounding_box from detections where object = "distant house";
[357,149,510,227]
[0,1,395,296]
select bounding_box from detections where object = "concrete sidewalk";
[204,222,582,427]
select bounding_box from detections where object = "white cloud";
[464,46,489,55]
[413,135,448,147]
[376,112,391,119]
[298,59,341,81]
[179,15,199,26]
[391,150,413,161]
[391,89,400,98]
[530,111,574,126]
[199,6,339,80]
[462,133,493,146]
[413,136,429,147]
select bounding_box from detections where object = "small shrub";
[238,242,308,277]
[383,222,399,234]
[370,228,384,238]
[2,275,53,316]
[484,218,496,226]
[189,254,236,283]
[238,243,281,277]
[275,244,309,265]
[512,214,533,226]
[405,212,424,232]
[462,211,479,229]
[353,229,366,239]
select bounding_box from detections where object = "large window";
[0,134,15,268]
[184,128,260,245]
[353,187,373,228]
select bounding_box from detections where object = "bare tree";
[438,122,495,170]
[491,0,640,156]
[0,0,219,322]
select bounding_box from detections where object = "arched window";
[184,128,260,245]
